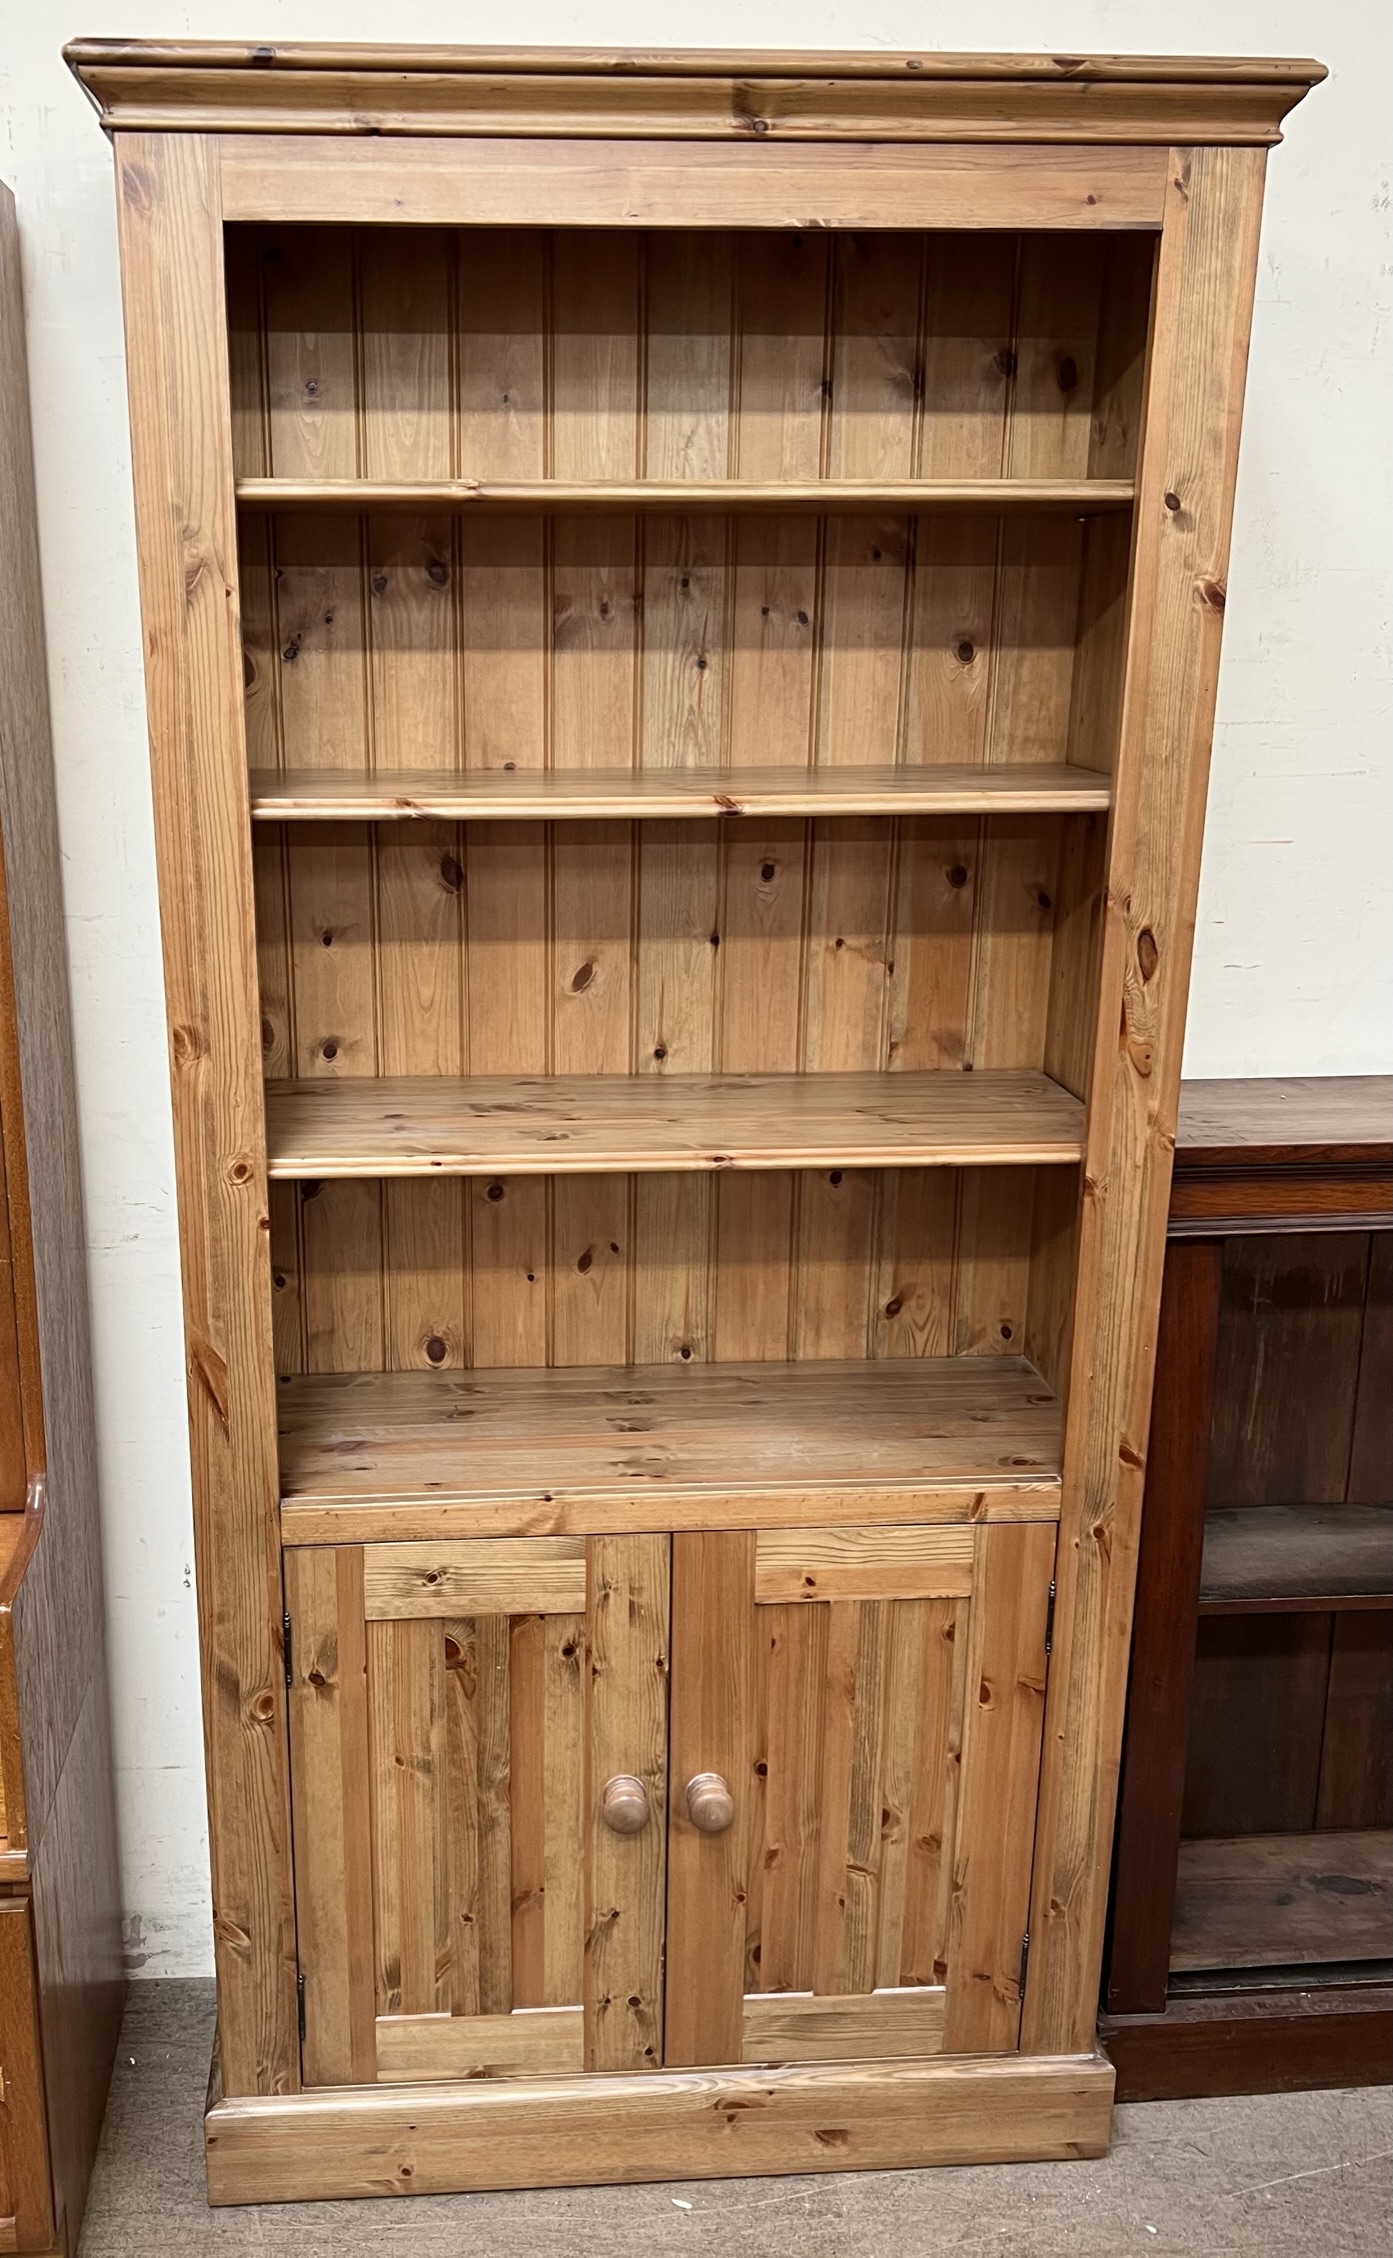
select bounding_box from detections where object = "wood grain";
[114,133,295,2096]
[754,1525,974,1603]
[741,1985,946,2063]
[249,762,1113,820]
[264,1070,1086,1177]
[1023,145,1273,2058]
[584,1534,669,2072]
[215,138,1171,232]
[376,2004,582,2081]
[362,1539,587,1619]
[1170,1829,1393,1972]
[276,1355,1063,1519]
[237,476,1134,513]
[203,2050,1115,2203]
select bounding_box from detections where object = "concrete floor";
[77,1982,1390,2257]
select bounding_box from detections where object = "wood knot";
[170,1023,203,1068]
[1137,928,1159,982]
[1198,578,1226,611]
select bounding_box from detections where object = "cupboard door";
[664,1520,1055,2067]
[286,1534,668,2086]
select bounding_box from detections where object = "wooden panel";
[216,136,1171,231]
[584,1534,669,2072]
[363,1539,587,1619]
[1104,1985,1393,2105]
[276,1356,1062,1515]
[668,1519,1052,2068]
[0,182,122,2254]
[1106,1238,1221,2016]
[1207,1235,1368,1508]
[1024,146,1273,2056]
[284,1545,375,2085]
[376,2005,582,2082]
[1182,1614,1332,1837]
[0,1901,53,2252]
[1349,1233,1393,1504]
[1317,1612,1393,1828]
[1176,1076,1393,1166]
[265,1069,1086,1176]
[1170,1830,1393,1972]
[742,1985,945,2064]
[755,1525,974,1603]
[1199,1506,1393,1610]
[943,1520,1055,2053]
[250,761,1113,819]
[203,2051,1116,2204]
[238,476,1134,511]
[664,1532,756,2067]
[114,132,294,2095]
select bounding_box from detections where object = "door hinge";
[282,1607,293,1688]
[297,1970,306,2044]
[1019,1930,1031,1996]
[1044,1579,1057,1657]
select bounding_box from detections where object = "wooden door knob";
[600,1774,651,1834]
[685,1771,736,1834]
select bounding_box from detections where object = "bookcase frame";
[70,41,1321,2204]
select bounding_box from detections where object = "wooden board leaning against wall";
[74,40,1323,2202]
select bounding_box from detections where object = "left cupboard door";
[284,1535,670,2086]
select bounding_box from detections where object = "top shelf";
[234,477,1136,516]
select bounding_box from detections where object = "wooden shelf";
[263,1069,1085,1180]
[1198,1505,1393,1614]
[248,761,1113,823]
[234,476,1135,515]
[276,1354,1063,1533]
[1170,1830,1393,1973]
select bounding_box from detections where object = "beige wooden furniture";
[0,183,123,2255]
[68,40,1322,2205]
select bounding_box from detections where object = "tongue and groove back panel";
[230,224,1149,1389]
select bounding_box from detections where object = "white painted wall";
[1,2,1389,1976]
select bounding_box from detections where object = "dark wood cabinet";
[1102,1077,1393,2100]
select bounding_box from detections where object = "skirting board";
[205,2050,1115,2204]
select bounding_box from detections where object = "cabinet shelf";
[263,1068,1085,1180]
[234,475,1136,515]
[276,1353,1063,1538]
[248,761,1113,824]
[1170,1830,1393,1973]
[1197,1505,1393,1614]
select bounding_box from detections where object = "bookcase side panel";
[114,132,296,2095]
[1023,144,1270,2056]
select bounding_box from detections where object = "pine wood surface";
[264,1070,1086,1177]
[82,39,1320,2172]
[115,133,296,2096]
[740,1985,946,2064]
[67,41,1323,147]
[1022,145,1273,2057]
[216,138,1172,231]
[287,1533,670,2087]
[1169,1829,1393,1972]
[203,2049,1114,2203]
[237,477,1135,511]
[275,1355,1062,1517]
[250,763,1114,821]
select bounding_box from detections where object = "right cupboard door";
[665,1520,1056,2068]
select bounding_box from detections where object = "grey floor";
[77,1982,1390,2257]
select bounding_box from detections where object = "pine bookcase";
[68,41,1322,2205]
